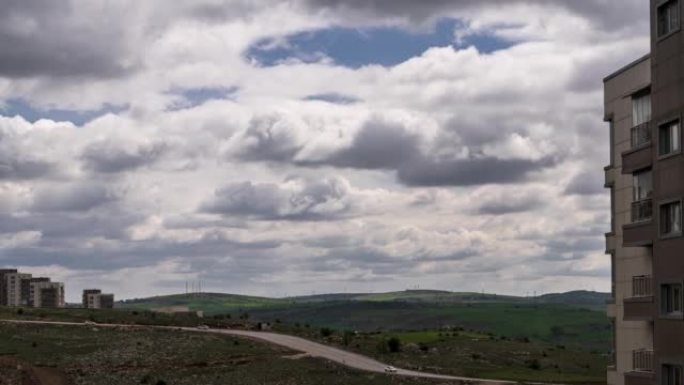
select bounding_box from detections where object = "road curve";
[1,319,517,384]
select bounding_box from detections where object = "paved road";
[1,319,517,384]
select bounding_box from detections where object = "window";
[633,92,652,127]
[661,284,683,315]
[661,201,683,236]
[660,120,681,156]
[633,170,653,201]
[658,0,681,38]
[663,364,683,385]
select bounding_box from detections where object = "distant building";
[25,277,50,306]
[83,289,115,309]
[0,268,65,308]
[31,281,65,308]
[0,269,18,306]
[4,272,31,307]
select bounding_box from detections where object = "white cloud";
[0,0,647,300]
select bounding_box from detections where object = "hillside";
[117,289,611,350]
[120,289,610,311]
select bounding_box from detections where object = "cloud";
[81,140,166,174]
[397,156,557,187]
[0,0,645,299]
[31,183,117,212]
[202,176,353,221]
[564,170,605,196]
[0,0,139,78]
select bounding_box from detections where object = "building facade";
[31,281,65,308]
[0,269,18,306]
[83,289,115,309]
[4,272,32,307]
[604,1,684,385]
[1,268,65,308]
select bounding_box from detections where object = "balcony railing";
[631,199,653,223]
[632,275,653,298]
[633,349,654,372]
[631,122,651,148]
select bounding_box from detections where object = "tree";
[387,337,401,353]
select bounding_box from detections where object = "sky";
[0,0,650,302]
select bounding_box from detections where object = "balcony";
[622,123,653,174]
[605,232,616,253]
[625,350,655,385]
[624,276,654,321]
[624,199,655,246]
[605,165,617,188]
[633,349,654,372]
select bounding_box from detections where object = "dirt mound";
[0,355,69,385]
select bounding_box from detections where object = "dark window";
[660,120,681,156]
[661,201,683,236]
[661,284,683,315]
[659,0,681,37]
[663,364,683,385]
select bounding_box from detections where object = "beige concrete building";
[604,54,654,385]
[83,289,114,309]
[4,272,32,307]
[31,281,65,308]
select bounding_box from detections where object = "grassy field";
[275,325,608,384]
[119,291,611,351]
[0,306,239,329]
[0,321,456,385]
[244,302,610,351]
[0,305,609,384]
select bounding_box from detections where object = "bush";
[320,327,334,337]
[526,359,541,370]
[16,308,23,315]
[342,330,354,346]
[387,337,401,353]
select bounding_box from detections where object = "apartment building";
[604,1,684,385]
[83,289,115,309]
[31,281,65,308]
[0,268,66,308]
[0,269,17,306]
[4,272,32,307]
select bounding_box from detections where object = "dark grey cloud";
[303,93,360,105]
[201,177,352,221]
[0,158,53,180]
[298,0,647,33]
[0,230,283,271]
[564,171,605,196]
[232,114,560,187]
[31,184,117,212]
[542,237,605,261]
[477,195,544,215]
[324,120,420,169]
[235,114,303,162]
[397,156,557,187]
[0,0,138,78]
[81,140,165,173]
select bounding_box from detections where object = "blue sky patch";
[0,99,128,126]
[247,19,513,68]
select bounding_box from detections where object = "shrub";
[320,327,334,337]
[526,359,541,370]
[16,308,23,315]
[387,337,401,353]
[342,330,354,346]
